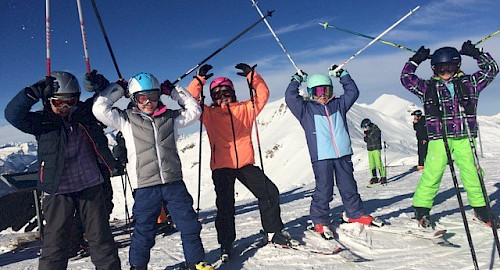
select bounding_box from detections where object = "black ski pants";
[417,140,428,167]
[212,164,284,248]
[39,184,120,270]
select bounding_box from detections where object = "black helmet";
[51,71,81,98]
[431,47,461,68]
[411,110,423,117]
[360,118,371,128]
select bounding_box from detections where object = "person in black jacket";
[4,71,120,270]
[361,119,387,184]
[411,110,428,171]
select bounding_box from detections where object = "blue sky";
[1,0,499,135]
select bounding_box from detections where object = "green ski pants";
[368,149,386,177]
[413,138,486,209]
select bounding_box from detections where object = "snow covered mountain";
[0,142,37,174]
[1,94,500,269]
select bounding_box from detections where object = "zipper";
[78,123,112,174]
[150,118,165,183]
[324,106,340,158]
[40,161,45,183]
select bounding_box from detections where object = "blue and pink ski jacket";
[285,75,359,162]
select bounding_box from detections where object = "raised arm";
[400,46,431,100]
[92,83,126,131]
[170,85,201,128]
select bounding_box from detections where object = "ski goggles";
[211,88,233,100]
[133,90,161,105]
[435,64,458,75]
[49,96,78,108]
[309,85,333,97]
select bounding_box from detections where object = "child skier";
[92,72,213,270]
[411,110,428,171]
[361,118,387,184]
[285,65,375,240]
[4,71,121,270]
[401,41,498,227]
[187,63,297,261]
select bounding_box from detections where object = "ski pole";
[247,68,271,206]
[477,122,484,158]
[330,6,420,74]
[45,0,51,76]
[319,22,416,53]
[195,78,205,217]
[90,0,123,79]
[249,0,304,76]
[475,29,500,45]
[383,141,387,176]
[436,91,479,269]
[76,0,91,73]
[173,10,274,85]
[120,172,131,234]
[456,97,500,258]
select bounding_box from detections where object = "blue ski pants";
[129,181,204,267]
[310,156,365,225]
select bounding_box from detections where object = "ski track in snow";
[1,95,500,269]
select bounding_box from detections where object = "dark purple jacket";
[400,52,498,140]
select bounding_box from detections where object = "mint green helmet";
[307,74,332,96]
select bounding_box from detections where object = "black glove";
[460,40,481,59]
[409,46,430,65]
[197,64,213,80]
[291,70,308,83]
[329,64,346,78]
[115,78,129,97]
[26,76,59,100]
[161,79,175,96]
[235,63,257,77]
[84,69,110,93]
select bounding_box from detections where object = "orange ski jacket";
[188,72,269,170]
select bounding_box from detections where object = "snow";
[1,95,500,269]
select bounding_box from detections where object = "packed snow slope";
[1,94,500,269]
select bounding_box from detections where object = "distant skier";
[285,65,375,240]
[401,41,498,228]
[92,72,214,270]
[188,63,298,261]
[411,110,428,171]
[361,118,387,184]
[4,72,120,270]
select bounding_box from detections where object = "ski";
[339,212,459,247]
[303,225,370,262]
[368,225,459,247]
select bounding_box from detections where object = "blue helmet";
[128,72,160,98]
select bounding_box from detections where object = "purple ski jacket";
[400,52,498,140]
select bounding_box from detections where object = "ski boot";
[379,177,387,184]
[313,223,335,240]
[180,261,214,270]
[415,207,432,228]
[474,206,499,228]
[220,243,233,262]
[343,213,374,225]
[130,265,147,270]
[267,230,299,247]
[369,177,379,184]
